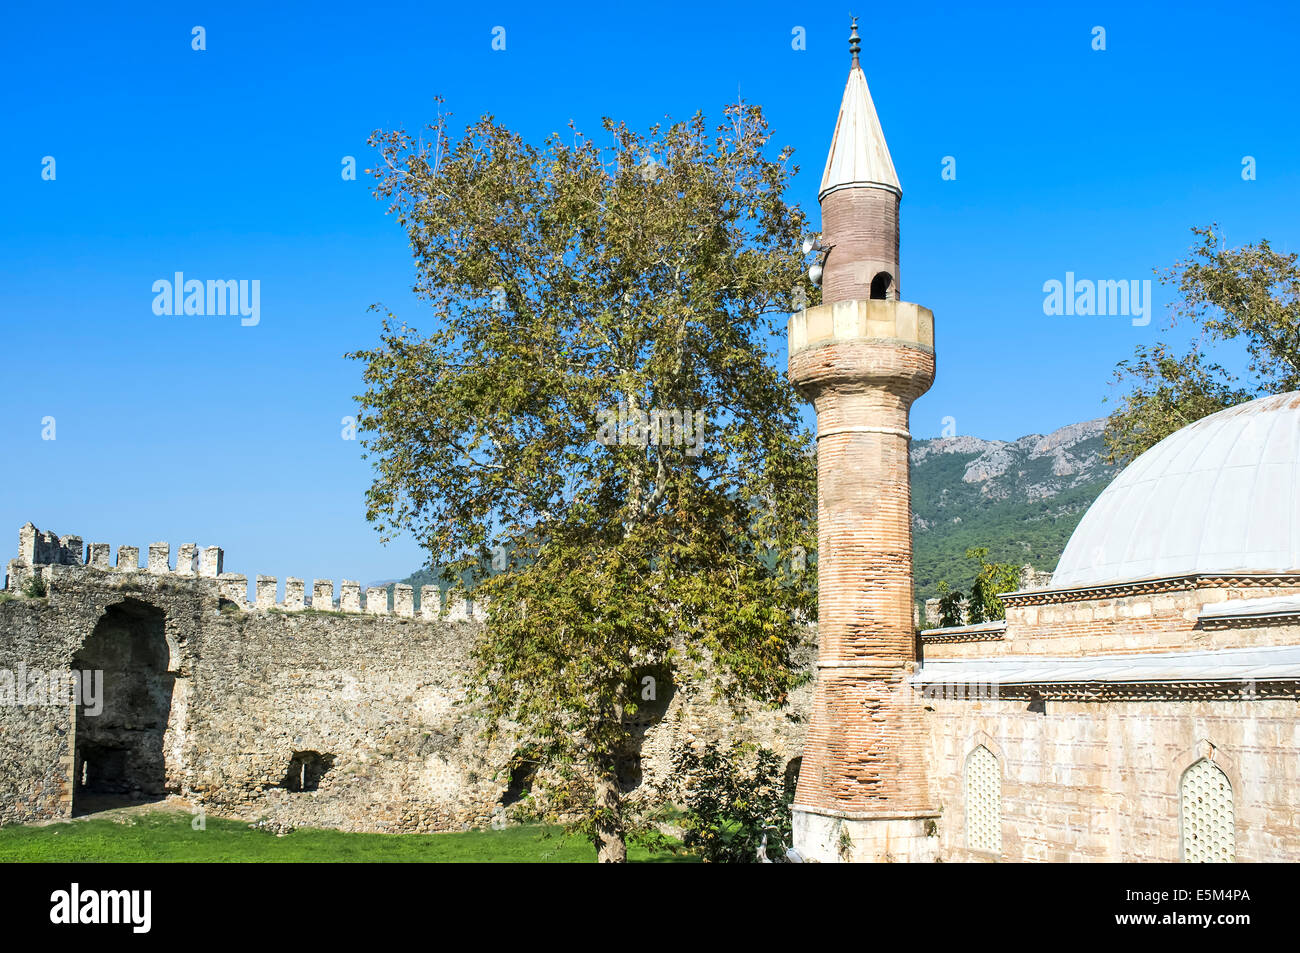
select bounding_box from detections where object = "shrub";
[673,740,794,863]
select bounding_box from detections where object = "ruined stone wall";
[185,608,516,832]
[0,595,89,825]
[0,525,812,833]
[634,645,814,805]
[0,568,521,831]
[925,693,1300,862]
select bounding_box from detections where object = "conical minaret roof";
[818,20,901,201]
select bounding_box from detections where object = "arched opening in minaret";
[870,272,893,300]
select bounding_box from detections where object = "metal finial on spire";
[819,14,900,200]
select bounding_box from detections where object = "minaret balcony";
[788,299,935,403]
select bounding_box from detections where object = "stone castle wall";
[9,522,482,620]
[0,524,811,833]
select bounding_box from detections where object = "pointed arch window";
[1181,759,1234,862]
[965,745,1001,853]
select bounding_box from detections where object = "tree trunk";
[593,757,627,863]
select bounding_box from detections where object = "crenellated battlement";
[4,523,486,621]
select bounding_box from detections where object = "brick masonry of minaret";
[788,309,937,830]
[789,124,939,859]
[820,188,901,302]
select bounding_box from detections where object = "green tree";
[931,548,1020,627]
[935,580,965,628]
[964,547,1021,624]
[350,102,817,862]
[672,740,794,863]
[1103,225,1300,466]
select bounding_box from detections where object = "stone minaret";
[788,20,938,862]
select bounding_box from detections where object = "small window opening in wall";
[282,751,334,792]
[870,272,893,300]
[500,758,536,807]
[784,757,803,799]
[616,754,642,793]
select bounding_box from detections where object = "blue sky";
[2,0,1297,586]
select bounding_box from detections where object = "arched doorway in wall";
[71,598,175,814]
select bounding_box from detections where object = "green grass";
[0,810,695,863]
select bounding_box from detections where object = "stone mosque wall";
[918,578,1300,863]
[925,694,1300,863]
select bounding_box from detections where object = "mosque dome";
[1051,391,1300,589]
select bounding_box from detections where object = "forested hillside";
[910,419,1116,602]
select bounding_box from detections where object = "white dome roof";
[1052,392,1300,589]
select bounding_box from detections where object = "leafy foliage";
[1104,225,1300,465]
[350,102,817,861]
[935,581,964,628]
[1103,343,1253,467]
[672,741,794,863]
[930,548,1021,627]
[963,547,1022,623]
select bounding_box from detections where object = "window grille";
[965,745,1001,853]
[1182,759,1234,863]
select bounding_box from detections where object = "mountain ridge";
[911,417,1117,602]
